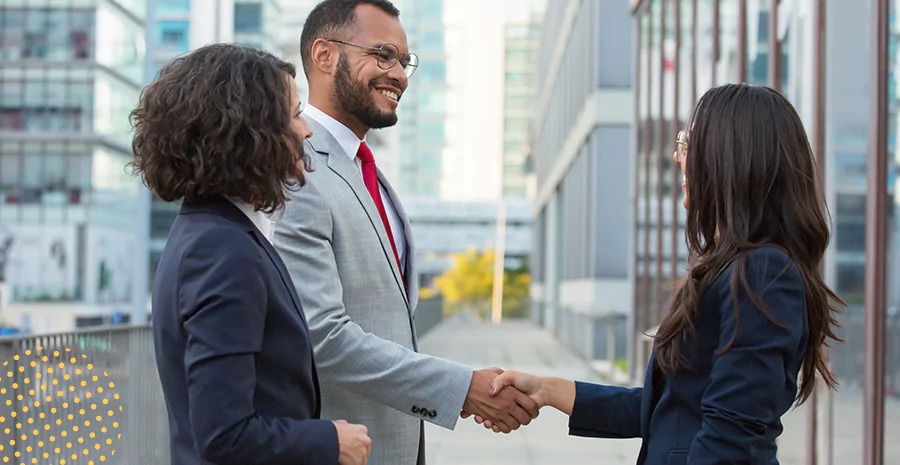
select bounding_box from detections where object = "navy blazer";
[569,247,808,465]
[152,197,339,465]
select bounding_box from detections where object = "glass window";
[95,5,144,84]
[93,74,137,143]
[696,0,714,94]
[826,0,872,461]
[417,61,446,85]
[0,151,21,204]
[234,3,263,33]
[745,3,769,86]
[420,0,442,22]
[70,10,94,59]
[717,1,741,85]
[417,121,445,147]
[155,0,191,15]
[157,20,189,52]
[1,9,25,60]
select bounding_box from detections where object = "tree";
[433,248,531,319]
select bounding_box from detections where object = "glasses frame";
[325,39,419,78]
[676,130,689,163]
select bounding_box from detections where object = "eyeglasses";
[676,130,689,163]
[326,39,419,78]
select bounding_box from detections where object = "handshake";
[332,368,555,465]
[459,367,551,434]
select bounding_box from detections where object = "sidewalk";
[418,318,900,465]
[419,318,641,465]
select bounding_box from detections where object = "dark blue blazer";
[569,247,808,465]
[152,197,339,465]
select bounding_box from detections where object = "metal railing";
[0,325,169,465]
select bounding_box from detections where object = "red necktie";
[357,142,404,282]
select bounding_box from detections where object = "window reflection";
[0,8,94,60]
[0,79,93,133]
[95,5,144,83]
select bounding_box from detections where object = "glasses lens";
[676,131,688,161]
[404,53,419,78]
[376,44,399,70]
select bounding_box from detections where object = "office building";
[530,0,634,369]
[630,0,897,462]
[0,0,148,331]
[502,13,541,199]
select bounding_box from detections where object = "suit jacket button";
[430,410,437,418]
[412,406,420,414]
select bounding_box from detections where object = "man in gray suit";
[273,0,539,464]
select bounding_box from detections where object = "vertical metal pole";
[863,0,888,462]
[738,0,747,82]
[632,6,644,381]
[671,0,682,284]
[809,0,827,462]
[768,0,782,90]
[654,0,667,324]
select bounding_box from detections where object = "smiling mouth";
[377,88,400,102]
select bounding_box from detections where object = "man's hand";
[461,367,540,433]
[333,420,371,465]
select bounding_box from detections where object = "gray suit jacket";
[272,118,473,465]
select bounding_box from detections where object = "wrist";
[539,377,576,415]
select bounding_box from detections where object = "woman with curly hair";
[476,84,843,464]
[131,43,371,465]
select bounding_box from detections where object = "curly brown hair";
[129,43,309,214]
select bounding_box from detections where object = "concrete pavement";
[418,318,641,465]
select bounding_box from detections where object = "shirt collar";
[303,104,366,162]
[227,198,275,244]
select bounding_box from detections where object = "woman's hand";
[461,370,553,433]
[489,370,548,407]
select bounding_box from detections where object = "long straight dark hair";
[654,84,843,404]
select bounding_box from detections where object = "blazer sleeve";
[688,249,808,463]
[179,231,339,465]
[273,179,474,431]
[568,382,643,439]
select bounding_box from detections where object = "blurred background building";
[2,0,896,462]
[530,0,634,371]
[625,0,898,463]
[0,0,147,333]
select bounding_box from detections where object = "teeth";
[380,90,399,101]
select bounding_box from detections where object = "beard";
[332,52,398,129]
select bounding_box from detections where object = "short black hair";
[300,0,400,75]
[128,43,308,214]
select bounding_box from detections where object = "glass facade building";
[0,0,146,309]
[392,0,447,197]
[502,17,540,199]
[530,0,634,365]
[631,0,898,462]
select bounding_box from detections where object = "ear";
[310,38,337,75]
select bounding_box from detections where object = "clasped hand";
[459,368,545,434]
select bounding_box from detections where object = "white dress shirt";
[303,104,407,273]
[229,198,275,244]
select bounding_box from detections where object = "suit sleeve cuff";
[431,361,474,430]
[303,419,341,465]
[568,381,601,434]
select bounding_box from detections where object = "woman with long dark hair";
[482,84,843,464]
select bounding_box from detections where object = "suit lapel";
[182,198,311,329]
[306,119,410,309]
[253,230,311,328]
[377,168,418,314]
